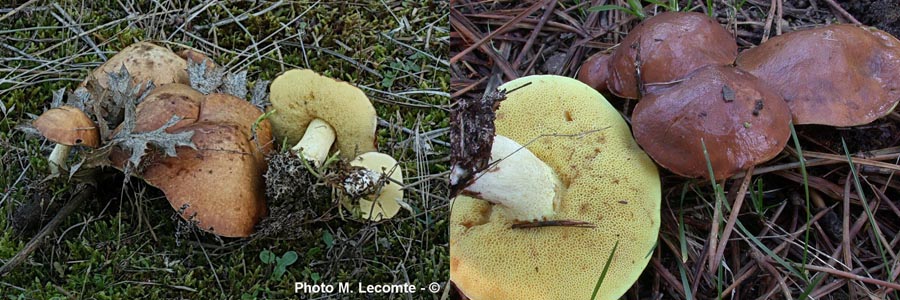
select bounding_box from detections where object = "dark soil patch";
[840,0,900,37]
[799,120,900,154]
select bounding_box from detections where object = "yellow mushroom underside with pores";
[340,151,410,221]
[450,75,661,300]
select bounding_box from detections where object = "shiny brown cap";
[33,105,100,148]
[736,24,900,126]
[576,51,611,93]
[632,66,791,180]
[608,12,738,99]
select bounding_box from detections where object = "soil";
[255,152,330,239]
[840,0,900,37]
[800,120,900,154]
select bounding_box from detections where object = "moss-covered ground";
[0,1,449,299]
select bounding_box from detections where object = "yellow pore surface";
[450,75,661,300]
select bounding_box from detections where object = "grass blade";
[789,122,811,282]
[841,138,893,281]
[590,240,620,300]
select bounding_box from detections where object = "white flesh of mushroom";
[291,118,336,166]
[462,135,563,222]
[48,144,71,176]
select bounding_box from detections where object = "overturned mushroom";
[607,12,738,99]
[109,85,272,237]
[450,75,660,299]
[341,152,409,221]
[736,24,900,126]
[33,106,100,176]
[632,65,792,180]
[268,69,377,166]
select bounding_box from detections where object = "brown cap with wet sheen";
[632,65,791,180]
[607,12,738,99]
[736,24,900,126]
[576,52,611,93]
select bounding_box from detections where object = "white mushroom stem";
[462,135,563,222]
[48,144,71,176]
[292,118,336,166]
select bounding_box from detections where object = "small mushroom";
[82,42,190,93]
[576,51,611,93]
[736,24,900,126]
[177,49,218,71]
[451,75,661,299]
[268,69,377,165]
[341,151,409,221]
[607,12,738,99]
[632,65,792,180]
[33,106,100,175]
[109,87,272,237]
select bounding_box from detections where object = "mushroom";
[341,151,409,221]
[576,51,611,93]
[607,12,738,99]
[632,65,792,180]
[82,42,190,93]
[109,85,272,237]
[736,24,900,126]
[178,49,218,71]
[33,106,100,175]
[450,75,661,299]
[268,69,377,166]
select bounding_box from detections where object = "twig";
[0,0,40,24]
[194,0,285,30]
[821,0,861,25]
[50,3,107,61]
[712,165,754,271]
[0,185,94,277]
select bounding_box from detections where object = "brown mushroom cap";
[632,65,791,180]
[607,12,738,99]
[83,42,190,92]
[33,105,100,148]
[178,49,218,71]
[736,24,900,126]
[110,90,272,237]
[576,51,611,93]
[134,83,204,132]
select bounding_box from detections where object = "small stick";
[0,185,94,276]
[511,220,596,229]
[711,165,754,272]
[821,0,862,25]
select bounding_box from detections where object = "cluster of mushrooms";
[578,12,900,179]
[450,11,900,300]
[32,42,408,238]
